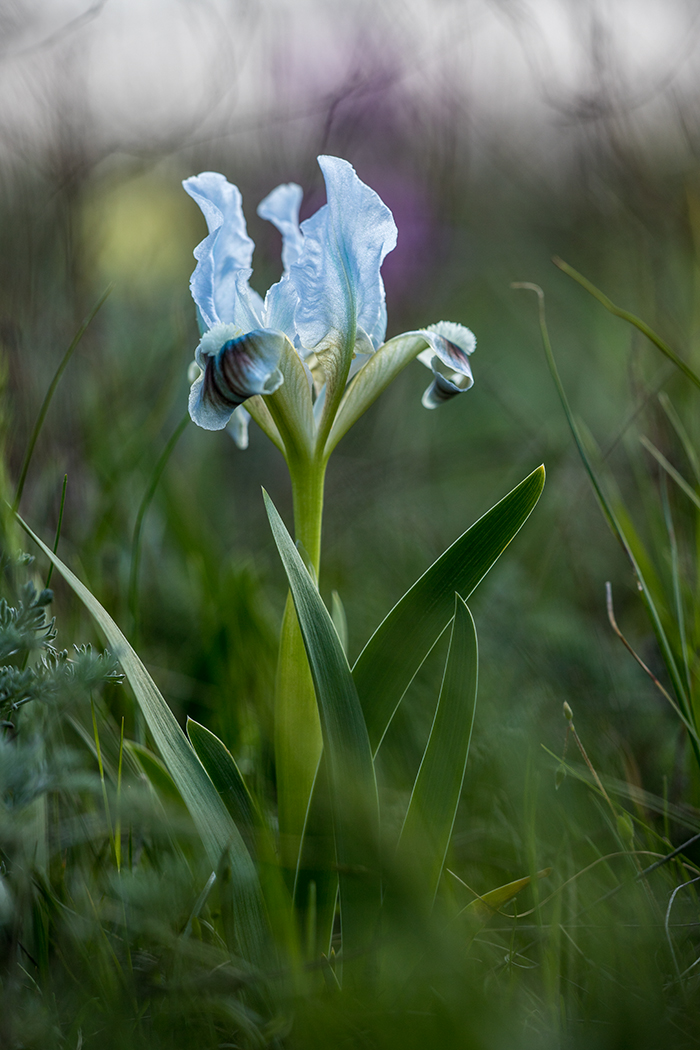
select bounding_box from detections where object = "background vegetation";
[3,1,700,1046]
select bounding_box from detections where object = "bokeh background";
[3,0,700,913]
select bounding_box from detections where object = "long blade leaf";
[15,511,269,966]
[263,490,380,966]
[353,465,544,753]
[397,595,478,904]
[187,718,260,855]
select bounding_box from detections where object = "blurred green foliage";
[3,122,700,1045]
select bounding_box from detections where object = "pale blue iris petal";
[421,366,470,409]
[346,330,375,383]
[257,183,304,272]
[183,172,256,329]
[422,321,476,360]
[233,270,265,331]
[193,322,244,370]
[290,156,397,355]
[189,328,286,431]
[262,275,298,340]
[227,406,251,450]
[374,299,388,351]
[417,321,476,410]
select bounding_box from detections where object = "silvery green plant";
[183,156,477,869]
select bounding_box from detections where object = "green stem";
[289,455,326,575]
[274,454,327,875]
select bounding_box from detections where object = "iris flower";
[184,157,477,865]
[183,156,475,459]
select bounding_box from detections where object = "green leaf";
[397,595,478,904]
[15,510,269,967]
[331,590,348,654]
[462,868,551,923]
[126,740,188,807]
[263,490,380,967]
[353,465,545,753]
[640,435,700,511]
[187,717,259,855]
[186,720,302,963]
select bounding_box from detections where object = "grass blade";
[14,286,112,509]
[640,435,700,511]
[331,590,348,654]
[14,509,269,966]
[658,392,700,485]
[353,465,544,754]
[459,870,551,923]
[553,256,700,392]
[514,282,700,765]
[45,473,67,589]
[397,595,478,905]
[128,411,189,632]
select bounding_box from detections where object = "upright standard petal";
[289,157,397,373]
[257,183,304,272]
[261,274,298,341]
[189,326,285,431]
[183,172,259,330]
[417,322,475,409]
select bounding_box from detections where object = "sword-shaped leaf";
[397,595,478,904]
[263,490,380,969]
[353,465,544,752]
[187,718,260,856]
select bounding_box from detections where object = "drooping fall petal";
[189,327,286,431]
[417,322,475,409]
[325,322,475,453]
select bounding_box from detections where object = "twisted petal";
[183,172,261,330]
[257,183,304,272]
[417,322,475,409]
[189,325,285,431]
[289,156,397,378]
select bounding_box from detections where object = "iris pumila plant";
[15,156,543,1000]
[183,156,477,873]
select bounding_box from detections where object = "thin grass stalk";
[513,282,700,769]
[14,286,111,509]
